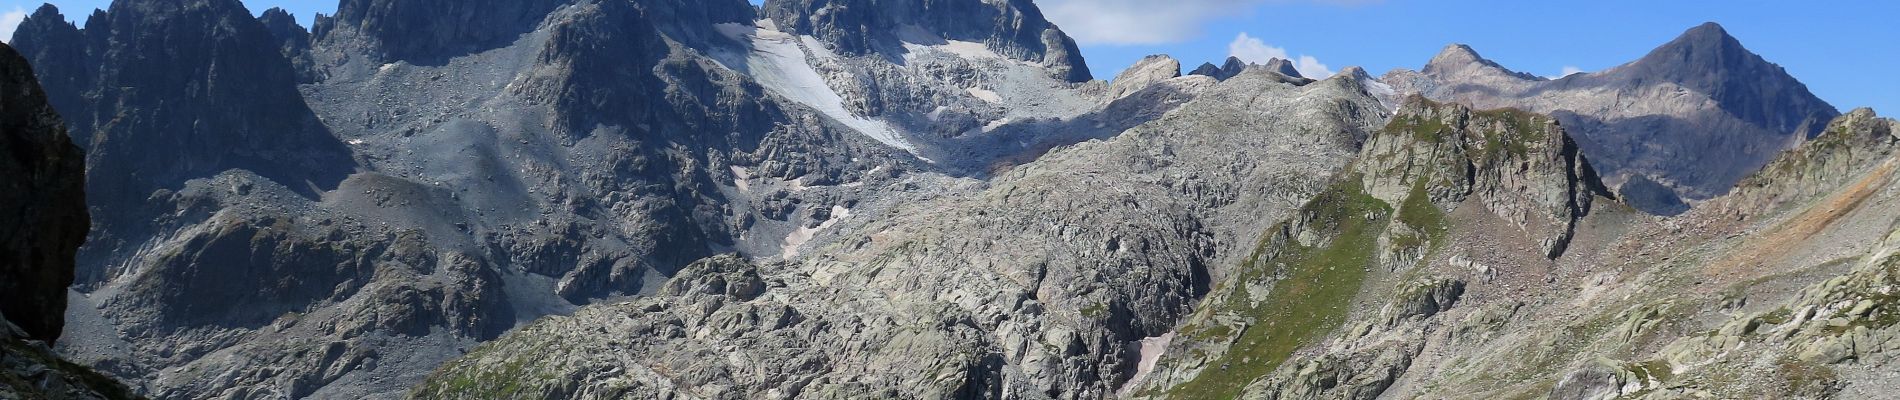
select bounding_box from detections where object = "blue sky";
[2,0,1893,112]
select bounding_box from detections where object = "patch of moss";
[1392,178,1449,252]
[1777,357,1840,396]
[1168,180,1391,399]
[1471,108,1549,161]
[1389,114,1450,143]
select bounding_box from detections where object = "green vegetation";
[414,332,561,398]
[1390,114,1451,143]
[1392,179,1449,251]
[1471,108,1549,161]
[1169,180,1392,399]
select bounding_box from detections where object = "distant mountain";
[1385,23,1839,214]
[1190,56,1303,81]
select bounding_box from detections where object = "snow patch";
[1362,78,1399,112]
[982,117,1012,133]
[716,22,921,156]
[1118,332,1176,396]
[896,25,1005,62]
[781,205,852,259]
[966,88,1003,103]
[730,165,752,193]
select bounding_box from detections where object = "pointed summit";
[1262,58,1303,78]
[1426,44,1484,68]
[10,4,91,124]
[1604,22,1838,138]
[1422,44,1540,81]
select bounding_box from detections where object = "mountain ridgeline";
[6,0,1895,398]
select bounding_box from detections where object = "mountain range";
[0,0,1895,399]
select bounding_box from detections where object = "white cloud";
[1040,0,1380,46]
[1228,32,1335,78]
[1,8,26,43]
[1547,66,1585,79]
[1228,32,1289,62]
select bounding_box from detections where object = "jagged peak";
[1220,56,1246,70]
[1190,56,1303,81]
[27,3,67,22]
[1262,58,1303,78]
[1189,62,1221,77]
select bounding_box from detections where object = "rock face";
[0,41,134,400]
[0,42,87,346]
[1384,23,1839,213]
[1359,96,1610,258]
[762,0,1092,82]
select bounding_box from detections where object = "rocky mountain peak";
[1422,43,1540,81]
[761,0,1093,82]
[1262,58,1303,78]
[317,0,571,62]
[10,5,92,128]
[258,7,316,81]
[1602,22,1838,138]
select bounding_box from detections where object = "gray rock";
[763,0,1092,82]
[0,42,87,345]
